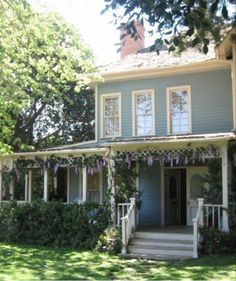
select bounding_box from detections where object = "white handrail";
[117,202,131,226]
[192,198,204,258]
[120,197,136,254]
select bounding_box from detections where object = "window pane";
[87,173,100,203]
[104,96,120,136]
[170,89,189,134]
[135,93,153,136]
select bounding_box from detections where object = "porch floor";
[137,225,193,234]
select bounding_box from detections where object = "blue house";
[0,26,236,259]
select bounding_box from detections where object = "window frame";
[100,92,122,138]
[132,89,156,137]
[167,85,192,135]
[87,172,103,204]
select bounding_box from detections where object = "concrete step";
[133,231,193,241]
[128,245,193,257]
[120,252,193,260]
[130,238,193,248]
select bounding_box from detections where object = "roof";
[4,132,235,158]
[100,45,216,74]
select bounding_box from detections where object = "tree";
[103,0,236,54]
[0,0,96,152]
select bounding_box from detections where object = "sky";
[28,0,122,65]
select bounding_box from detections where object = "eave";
[97,60,231,83]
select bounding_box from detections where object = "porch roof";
[102,132,236,148]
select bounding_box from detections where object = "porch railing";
[193,198,224,258]
[117,202,131,226]
[119,198,136,254]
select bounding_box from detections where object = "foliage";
[202,159,222,204]
[0,201,110,249]
[0,244,236,280]
[96,226,122,254]
[103,0,236,54]
[0,0,96,153]
[113,158,141,209]
[200,226,236,255]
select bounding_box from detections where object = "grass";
[0,243,235,280]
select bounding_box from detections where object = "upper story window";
[132,89,155,136]
[167,86,192,135]
[101,93,121,138]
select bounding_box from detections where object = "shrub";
[96,226,122,254]
[200,227,236,255]
[0,200,110,249]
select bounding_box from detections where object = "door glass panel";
[169,176,177,199]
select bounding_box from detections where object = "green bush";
[96,226,122,254]
[0,200,110,249]
[200,227,236,255]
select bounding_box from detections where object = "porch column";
[28,170,32,203]
[0,159,2,203]
[232,43,236,129]
[24,173,28,201]
[9,159,14,200]
[221,144,229,231]
[108,150,116,225]
[82,167,87,202]
[43,168,48,202]
[67,166,70,203]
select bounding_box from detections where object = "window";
[101,93,121,137]
[87,173,100,203]
[133,90,155,136]
[167,86,192,134]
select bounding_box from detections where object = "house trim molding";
[100,60,230,83]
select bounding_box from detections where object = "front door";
[187,167,208,225]
[165,169,181,225]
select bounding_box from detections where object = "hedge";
[0,200,110,249]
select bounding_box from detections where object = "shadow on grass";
[0,243,235,280]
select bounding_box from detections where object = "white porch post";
[9,159,14,200]
[0,159,2,203]
[67,166,70,203]
[24,173,28,201]
[221,144,229,231]
[232,43,236,129]
[82,166,87,202]
[28,170,32,203]
[108,150,116,225]
[43,168,48,202]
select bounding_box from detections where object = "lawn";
[0,243,235,280]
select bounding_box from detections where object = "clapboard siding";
[97,68,232,141]
[139,161,161,225]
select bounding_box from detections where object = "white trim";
[82,167,87,202]
[43,168,48,202]
[28,170,32,203]
[67,166,70,203]
[100,60,230,83]
[166,85,192,135]
[132,89,155,137]
[95,84,98,141]
[160,163,165,225]
[221,144,229,231]
[100,92,122,138]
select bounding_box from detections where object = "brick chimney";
[120,21,145,59]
